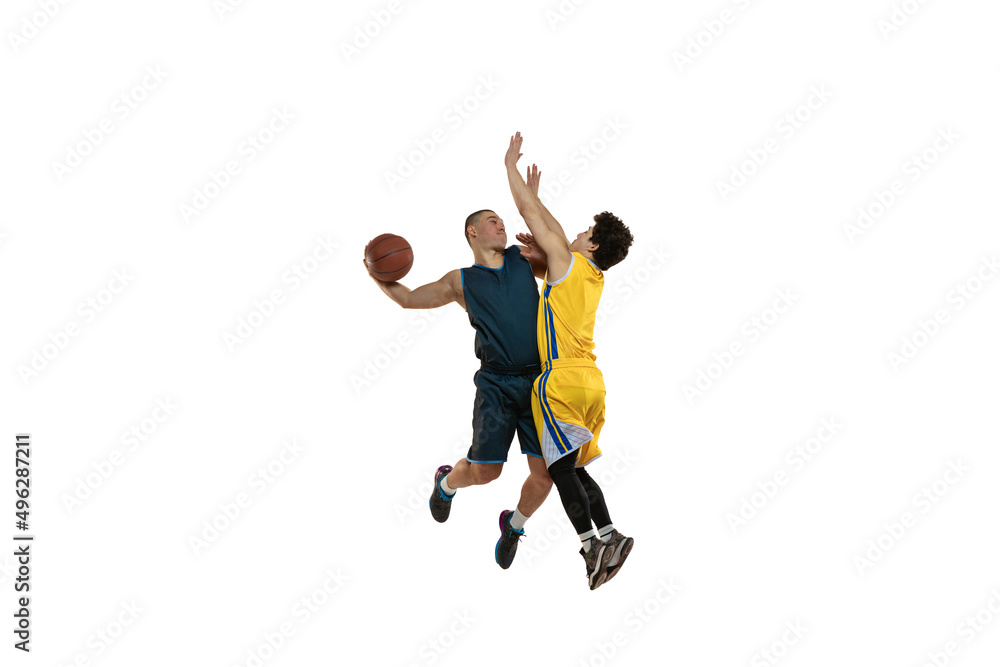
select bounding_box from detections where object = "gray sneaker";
[602,530,634,584]
[428,465,454,523]
[580,537,613,590]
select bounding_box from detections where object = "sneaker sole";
[589,543,614,591]
[603,537,634,584]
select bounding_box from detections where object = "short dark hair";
[465,209,492,246]
[590,211,633,270]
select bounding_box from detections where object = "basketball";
[365,234,413,282]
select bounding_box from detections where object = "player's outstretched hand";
[505,132,523,167]
[517,233,545,262]
[526,163,541,196]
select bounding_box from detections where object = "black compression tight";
[547,454,612,535]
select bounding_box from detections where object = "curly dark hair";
[589,211,633,270]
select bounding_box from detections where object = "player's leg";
[510,389,553,521]
[444,459,503,489]
[429,371,516,523]
[539,369,600,538]
[496,373,552,568]
[429,461,503,523]
[517,453,552,517]
[548,453,613,589]
[577,377,634,582]
[548,454,594,536]
[538,366,621,588]
[574,399,611,528]
[576,465,631,579]
[496,452,551,569]
[576,466,611,527]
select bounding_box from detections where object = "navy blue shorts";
[467,366,543,463]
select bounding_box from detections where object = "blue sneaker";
[495,509,525,569]
[428,465,454,523]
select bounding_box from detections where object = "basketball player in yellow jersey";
[504,132,635,590]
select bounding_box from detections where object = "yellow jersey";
[537,252,604,367]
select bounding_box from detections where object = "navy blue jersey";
[461,246,540,368]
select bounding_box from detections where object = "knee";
[538,476,554,494]
[471,463,503,485]
[530,467,553,492]
[546,456,574,485]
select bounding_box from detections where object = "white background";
[2,1,999,665]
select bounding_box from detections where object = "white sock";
[579,528,597,550]
[598,524,615,540]
[440,474,456,496]
[510,509,528,531]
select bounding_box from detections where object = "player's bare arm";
[365,262,465,310]
[517,166,549,279]
[505,132,572,280]
[525,162,570,241]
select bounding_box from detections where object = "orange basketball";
[365,234,413,282]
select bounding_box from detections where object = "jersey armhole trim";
[545,253,575,287]
[459,268,466,312]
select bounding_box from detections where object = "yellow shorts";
[531,358,605,467]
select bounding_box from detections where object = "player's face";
[479,213,507,249]
[569,225,595,253]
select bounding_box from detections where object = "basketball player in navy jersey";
[365,203,551,569]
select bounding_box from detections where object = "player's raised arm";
[505,132,572,279]
[365,263,464,310]
[517,168,549,280]
[525,163,570,242]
